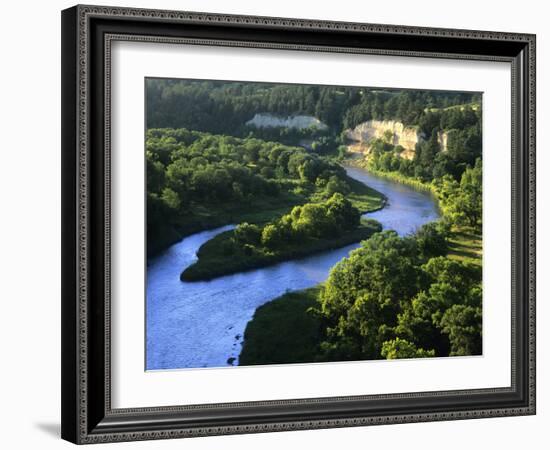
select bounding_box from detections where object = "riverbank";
[344,158,438,196]
[239,287,323,366]
[181,219,382,281]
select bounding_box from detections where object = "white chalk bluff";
[346,120,447,159]
[246,113,328,130]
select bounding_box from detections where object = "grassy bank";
[324,174,387,214]
[239,287,323,366]
[448,227,482,266]
[345,159,437,196]
[181,219,382,281]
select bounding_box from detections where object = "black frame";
[61,4,536,444]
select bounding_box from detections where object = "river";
[146,166,439,370]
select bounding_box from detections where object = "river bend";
[146,166,439,370]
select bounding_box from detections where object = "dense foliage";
[147,79,480,136]
[433,159,482,231]
[257,193,360,248]
[315,225,482,360]
[146,128,354,254]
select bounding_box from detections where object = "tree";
[390,255,481,356]
[318,231,422,360]
[160,188,180,210]
[415,222,448,260]
[440,304,482,356]
[418,111,441,135]
[381,338,435,359]
[394,291,450,356]
[434,159,482,230]
[418,130,441,177]
[324,176,350,196]
[298,157,321,182]
[146,153,166,193]
[325,193,359,231]
[291,203,331,238]
[457,158,482,229]
[432,151,456,179]
[261,224,281,249]
[234,223,262,245]
[422,257,481,305]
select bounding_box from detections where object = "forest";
[240,224,482,365]
[146,78,483,366]
[146,128,384,255]
[147,78,479,144]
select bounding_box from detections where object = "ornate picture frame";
[61,4,536,444]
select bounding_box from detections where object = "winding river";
[146,166,439,370]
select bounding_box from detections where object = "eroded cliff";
[345,120,447,159]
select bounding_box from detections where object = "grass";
[181,219,382,281]
[447,227,482,266]
[343,175,387,213]
[345,160,437,196]
[239,287,323,366]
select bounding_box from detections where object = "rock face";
[345,120,447,159]
[246,113,328,130]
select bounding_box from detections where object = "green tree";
[415,222,449,260]
[325,193,359,231]
[161,188,180,210]
[434,159,482,230]
[291,203,331,238]
[440,304,482,356]
[324,176,350,197]
[234,223,262,245]
[457,158,482,229]
[381,338,435,359]
[261,224,281,249]
[318,231,422,360]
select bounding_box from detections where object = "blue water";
[345,166,440,235]
[146,166,439,370]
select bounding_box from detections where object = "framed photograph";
[61,4,536,444]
